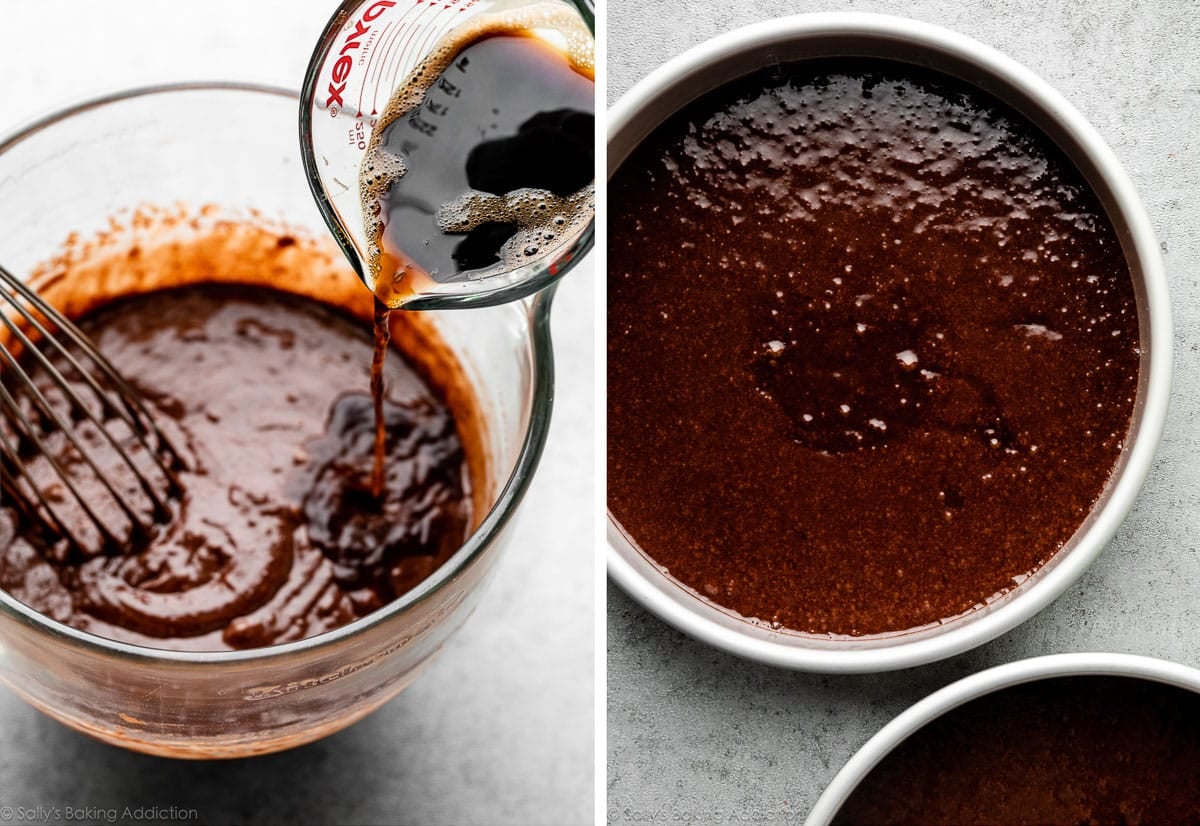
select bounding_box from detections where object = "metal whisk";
[0,264,182,557]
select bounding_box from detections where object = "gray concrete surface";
[606,0,1200,822]
[0,4,592,825]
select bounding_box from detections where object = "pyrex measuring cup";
[300,0,595,310]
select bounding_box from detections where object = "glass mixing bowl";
[0,83,554,757]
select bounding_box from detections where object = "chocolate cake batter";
[608,61,1140,635]
[832,676,1200,825]
[0,222,480,651]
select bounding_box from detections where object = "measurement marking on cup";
[374,13,422,111]
[411,11,451,75]
[326,0,408,115]
[365,21,399,86]
[366,13,418,115]
[393,21,435,94]
[391,5,435,95]
[357,22,397,112]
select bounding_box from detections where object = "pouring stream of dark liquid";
[370,298,392,499]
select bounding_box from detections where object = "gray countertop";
[607,0,1200,822]
[0,4,592,825]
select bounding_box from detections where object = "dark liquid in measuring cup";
[360,15,595,493]
[362,29,595,304]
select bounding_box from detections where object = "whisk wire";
[0,306,175,518]
[0,378,128,552]
[0,425,80,544]
[0,266,181,474]
[0,348,148,543]
[0,263,182,555]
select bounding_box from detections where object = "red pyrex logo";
[325,0,396,112]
